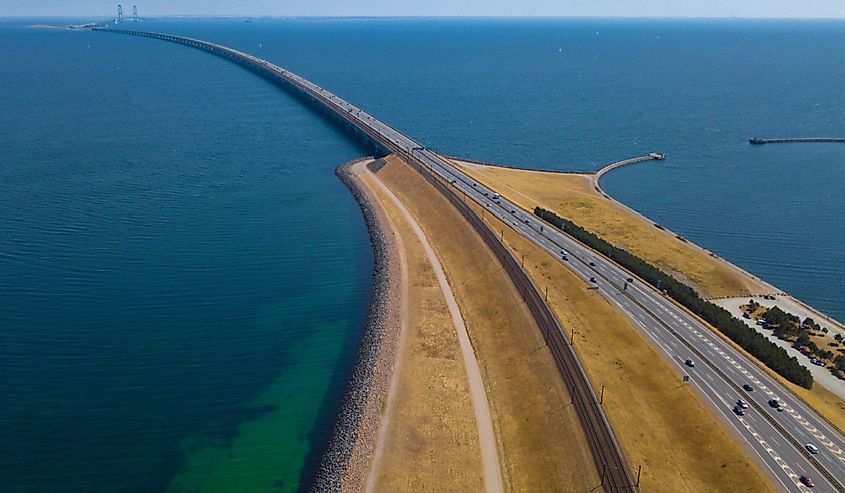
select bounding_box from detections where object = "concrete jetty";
[750,137,845,144]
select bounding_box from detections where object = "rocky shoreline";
[310,158,400,492]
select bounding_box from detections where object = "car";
[742,312,751,319]
[737,399,749,409]
[483,192,489,196]
[743,383,753,391]
[805,443,819,454]
[776,405,784,412]
[733,405,746,416]
[495,200,501,204]
[589,261,596,266]
[562,255,569,261]
[685,359,695,367]
[472,183,477,187]
[800,475,814,488]
[589,277,597,283]
[524,219,530,224]
[626,277,634,283]
[510,209,516,214]
[768,399,779,408]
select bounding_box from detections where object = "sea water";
[1,17,843,492]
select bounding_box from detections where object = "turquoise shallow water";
[1,17,844,492]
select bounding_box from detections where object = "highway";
[415,153,845,492]
[414,156,845,492]
[96,28,845,492]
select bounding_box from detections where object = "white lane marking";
[461,175,845,468]
[737,418,812,492]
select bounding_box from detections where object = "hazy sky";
[3,0,845,18]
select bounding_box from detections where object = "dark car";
[800,475,814,488]
[626,277,634,283]
[562,255,569,261]
[589,261,596,266]
[743,384,753,391]
[685,359,695,367]
[733,405,745,416]
[589,277,597,283]
[768,399,779,408]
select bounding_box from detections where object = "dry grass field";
[454,159,766,299]
[355,167,485,492]
[456,186,776,493]
[371,156,600,492]
[453,159,845,437]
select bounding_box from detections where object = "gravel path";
[362,165,505,493]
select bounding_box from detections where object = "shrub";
[535,207,813,389]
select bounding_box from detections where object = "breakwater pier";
[749,137,845,144]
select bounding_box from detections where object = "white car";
[806,443,819,454]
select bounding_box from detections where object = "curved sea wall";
[311,158,400,492]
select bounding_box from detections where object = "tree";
[534,207,814,389]
[835,355,845,372]
[796,332,811,348]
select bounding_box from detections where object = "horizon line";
[7,14,845,21]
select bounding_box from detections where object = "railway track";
[404,156,638,492]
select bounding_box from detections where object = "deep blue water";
[1,16,843,492]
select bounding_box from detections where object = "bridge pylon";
[117,4,123,23]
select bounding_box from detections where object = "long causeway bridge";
[93,28,638,492]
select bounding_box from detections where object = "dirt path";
[358,166,411,493]
[360,164,504,493]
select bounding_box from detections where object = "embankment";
[310,157,400,493]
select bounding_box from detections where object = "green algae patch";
[166,318,349,493]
